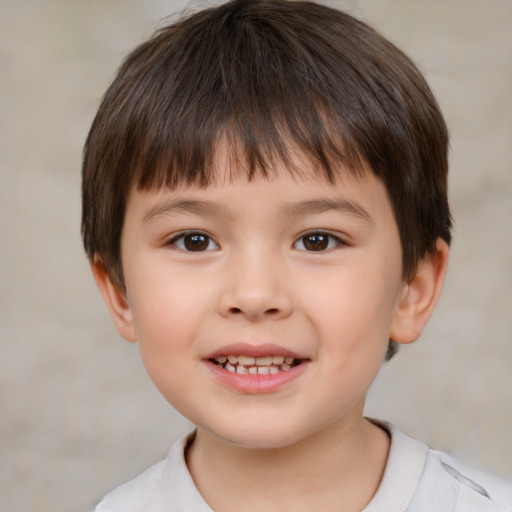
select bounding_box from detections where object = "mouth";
[204,344,309,393]
[209,354,301,375]
[203,343,311,395]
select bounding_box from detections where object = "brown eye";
[184,234,209,251]
[172,232,219,252]
[303,234,328,251]
[294,232,341,251]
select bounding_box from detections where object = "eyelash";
[167,231,219,252]
[167,230,346,253]
[293,231,346,252]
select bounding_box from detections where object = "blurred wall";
[0,1,510,510]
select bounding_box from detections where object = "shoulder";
[366,420,512,512]
[425,447,512,511]
[94,458,167,512]
[93,430,212,512]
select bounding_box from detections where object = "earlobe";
[390,239,449,345]
[91,257,137,342]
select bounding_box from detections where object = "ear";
[390,239,449,345]
[91,257,137,342]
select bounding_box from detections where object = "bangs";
[135,105,364,191]
[110,1,372,192]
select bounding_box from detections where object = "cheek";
[131,284,203,412]
[125,271,204,380]
[302,266,400,355]
[127,259,207,339]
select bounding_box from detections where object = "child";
[81,1,511,510]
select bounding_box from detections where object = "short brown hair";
[81,0,452,358]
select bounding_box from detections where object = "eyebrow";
[281,198,374,224]
[142,199,225,223]
[143,197,373,224]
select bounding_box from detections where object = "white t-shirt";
[93,422,512,511]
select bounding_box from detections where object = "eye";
[294,232,342,252]
[170,232,219,252]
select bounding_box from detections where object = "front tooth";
[227,355,238,364]
[257,366,270,375]
[255,356,273,366]
[236,365,248,374]
[269,366,279,374]
[284,356,294,365]
[238,355,255,366]
[272,355,284,364]
[248,366,258,375]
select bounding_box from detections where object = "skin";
[93,157,449,511]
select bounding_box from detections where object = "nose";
[216,252,293,322]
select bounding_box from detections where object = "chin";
[220,433,300,450]
[204,419,312,450]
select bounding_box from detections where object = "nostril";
[227,306,280,317]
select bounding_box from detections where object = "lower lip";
[204,360,309,394]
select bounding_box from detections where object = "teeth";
[213,354,299,374]
[255,356,273,366]
[238,355,255,366]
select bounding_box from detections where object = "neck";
[186,413,390,512]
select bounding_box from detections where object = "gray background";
[1,1,510,511]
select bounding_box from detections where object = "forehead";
[127,155,394,230]
[137,135,371,191]
[133,127,370,196]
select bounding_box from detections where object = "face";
[112,161,409,449]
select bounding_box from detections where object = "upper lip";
[204,342,309,360]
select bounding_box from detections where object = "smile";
[205,346,309,393]
[210,354,298,374]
